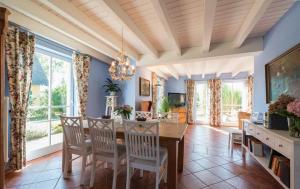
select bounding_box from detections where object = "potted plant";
[114,105,133,120]
[268,94,295,130]
[103,78,121,96]
[287,100,300,137]
[159,97,170,113]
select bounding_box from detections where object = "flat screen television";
[168,93,186,107]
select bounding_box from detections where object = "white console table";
[242,120,300,189]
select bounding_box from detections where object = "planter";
[268,113,288,130]
[109,91,116,96]
[288,118,300,137]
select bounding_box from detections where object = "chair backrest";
[60,115,85,148]
[159,112,179,123]
[87,117,116,154]
[123,120,160,162]
[135,111,152,120]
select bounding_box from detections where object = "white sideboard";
[242,120,300,189]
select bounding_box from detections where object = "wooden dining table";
[63,120,188,189]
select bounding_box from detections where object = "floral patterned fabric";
[72,52,91,119]
[186,80,195,124]
[208,79,221,127]
[247,75,253,113]
[152,72,158,118]
[6,26,35,170]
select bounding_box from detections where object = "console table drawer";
[261,132,275,148]
[248,125,256,135]
[255,128,264,141]
[274,138,292,158]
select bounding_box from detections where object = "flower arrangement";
[268,94,295,116]
[114,105,133,119]
[287,100,300,118]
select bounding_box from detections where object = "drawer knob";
[257,133,260,135]
[279,144,283,147]
[266,137,269,140]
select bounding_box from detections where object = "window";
[221,80,247,125]
[194,81,210,124]
[156,77,165,113]
[26,48,73,157]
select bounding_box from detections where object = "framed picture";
[139,77,150,96]
[265,43,300,103]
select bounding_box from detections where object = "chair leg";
[63,150,69,178]
[155,170,160,189]
[89,155,96,188]
[230,135,234,155]
[126,166,131,189]
[112,159,118,189]
[80,155,87,185]
[163,161,167,183]
[139,170,143,178]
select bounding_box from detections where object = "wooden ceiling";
[0,0,295,79]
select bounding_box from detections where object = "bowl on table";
[136,117,147,121]
[102,115,111,119]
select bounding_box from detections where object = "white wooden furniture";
[60,116,92,185]
[105,96,118,118]
[242,119,300,189]
[123,120,168,189]
[87,118,126,189]
[135,111,153,120]
[158,112,179,123]
[228,130,243,154]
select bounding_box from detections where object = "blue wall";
[135,67,152,110]
[253,2,300,112]
[86,58,110,117]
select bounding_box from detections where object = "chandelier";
[109,29,135,80]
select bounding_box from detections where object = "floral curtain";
[208,79,221,127]
[152,72,158,118]
[247,75,254,113]
[6,26,35,170]
[72,52,91,118]
[186,80,195,124]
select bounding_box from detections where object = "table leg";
[178,136,184,172]
[166,141,178,189]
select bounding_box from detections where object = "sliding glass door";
[26,49,73,159]
[194,81,210,124]
[221,80,247,126]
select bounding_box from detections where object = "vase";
[109,91,116,96]
[268,113,288,130]
[287,117,300,137]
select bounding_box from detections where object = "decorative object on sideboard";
[114,105,133,120]
[286,100,300,137]
[268,94,295,130]
[101,115,111,119]
[109,28,135,80]
[159,97,170,114]
[265,43,300,103]
[139,77,150,96]
[103,78,121,96]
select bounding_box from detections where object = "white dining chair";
[123,120,168,189]
[158,112,179,123]
[135,111,153,120]
[60,115,92,185]
[88,117,126,189]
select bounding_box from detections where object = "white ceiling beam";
[146,67,168,80]
[202,0,217,52]
[233,0,272,48]
[100,0,159,58]
[140,37,263,67]
[150,0,181,55]
[0,3,111,63]
[164,65,179,80]
[1,0,118,59]
[38,0,140,60]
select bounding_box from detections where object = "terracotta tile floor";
[5,125,283,189]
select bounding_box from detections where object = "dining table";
[62,120,188,189]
